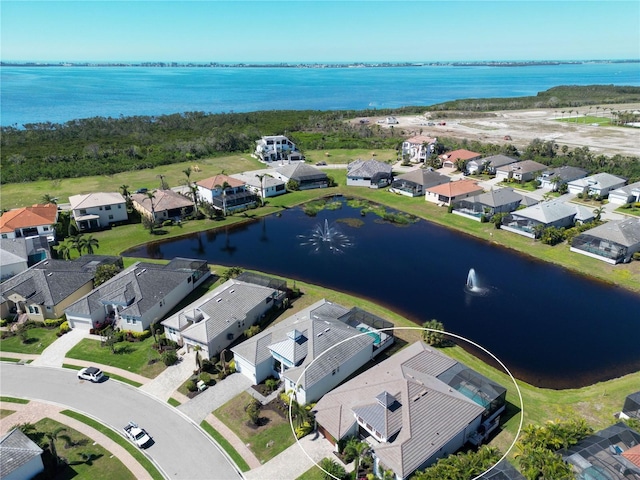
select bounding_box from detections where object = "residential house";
[69,192,128,231]
[162,273,287,359]
[452,188,525,221]
[537,166,589,191]
[570,217,640,264]
[501,200,579,238]
[608,181,640,205]
[0,237,51,282]
[273,163,329,191]
[196,175,258,212]
[346,159,393,188]
[439,149,482,170]
[425,179,483,206]
[0,204,58,242]
[401,135,437,163]
[482,155,519,175]
[0,256,122,322]
[389,168,450,197]
[560,423,640,480]
[495,160,547,183]
[0,428,44,480]
[254,135,300,163]
[131,189,194,223]
[567,173,627,197]
[621,391,640,420]
[64,258,209,332]
[232,299,394,405]
[314,341,507,480]
[230,173,287,199]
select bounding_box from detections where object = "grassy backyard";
[65,336,166,378]
[0,326,61,354]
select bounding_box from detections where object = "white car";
[77,366,104,383]
[124,421,152,448]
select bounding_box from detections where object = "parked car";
[427,122,435,126]
[77,366,104,383]
[316,161,327,166]
[135,187,148,194]
[124,421,152,448]
[437,122,447,126]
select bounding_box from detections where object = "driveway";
[1,364,243,480]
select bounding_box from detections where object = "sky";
[1,1,639,63]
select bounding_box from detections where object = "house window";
[28,305,34,313]
[105,205,111,210]
[43,226,49,231]
[118,204,122,209]
[1,234,6,239]
[99,206,103,210]
[80,209,87,215]
[109,215,114,220]
[160,300,164,307]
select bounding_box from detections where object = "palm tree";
[318,458,346,480]
[120,184,130,198]
[41,193,58,204]
[183,167,192,187]
[69,234,84,256]
[422,319,445,346]
[82,234,100,254]
[146,191,157,232]
[256,174,266,206]
[55,241,72,260]
[46,426,70,469]
[593,206,605,222]
[189,184,200,214]
[157,174,168,190]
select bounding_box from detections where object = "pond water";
[124,198,640,389]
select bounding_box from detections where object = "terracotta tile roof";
[622,443,640,467]
[427,179,483,197]
[0,204,58,234]
[439,149,482,161]
[196,175,245,190]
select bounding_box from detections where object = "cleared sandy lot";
[365,103,640,157]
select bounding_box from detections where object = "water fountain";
[298,219,353,254]
[465,268,488,295]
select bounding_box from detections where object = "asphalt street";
[1,364,243,480]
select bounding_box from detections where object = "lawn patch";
[0,396,29,404]
[199,420,251,472]
[167,397,181,407]
[0,326,60,354]
[0,409,16,419]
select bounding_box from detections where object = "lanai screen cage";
[623,391,640,419]
[236,271,287,292]
[571,234,628,262]
[340,307,394,332]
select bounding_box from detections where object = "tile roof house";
[230,172,287,199]
[0,204,58,242]
[495,160,547,183]
[346,159,394,188]
[314,342,507,480]
[425,179,484,206]
[452,188,525,221]
[64,258,210,332]
[501,200,579,238]
[439,149,482,169]
[0,256,122,322]
[567,173,627,197]
[0,428,44,480]
[608,181,640,205]
[162,273,287,359]
[232,299,394,405]
[0,236,51,282]
[570,217,640,264]
[254,135,300,163]
[389,168,450,197]
[537,166,589,191]
[69,192,128,231]
[401,135,438,163]
[196,174,258,212]
[131,189,194,223]
[273,163,329,191]
[482,155,519,175]
[560,423,640,480]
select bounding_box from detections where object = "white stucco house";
[231,300,394,405]
[608,181,640,205]
[567,173,627,197]
[69,192,128,231]
[0,428,44,480]
[162,273,287,359]
[65,258,210,332]
[346,159,393,188]
[254,135,301,163]
[400,135,437,163]
[195,174,258,212]
[230,172,287,199]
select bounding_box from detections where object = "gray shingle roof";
[610,180,640,196]
[0,429,43,478]
[393,169,450,188]
[577,217,640,247]
[276,163,327,182]
[69,192,125,209]
[539,166,588,182]
[512,199,577,223]
[483,155,518,168]
[496,159,547,174]
[469,188,523,208]
[347,159,393,178]
[568,173,627,189]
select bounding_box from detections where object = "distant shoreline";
[2,59,639,69]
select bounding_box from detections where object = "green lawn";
[0,396,30,404]
[167,397,181,407]
[0,408,16,419]
[303,148,397,165]
[557,115,613,126]
[32,417,136,480]
[296,465,327,480]
[65,337,166,378]
[199,420,251,472]
[616,204,640,217]
[213,391,296,464]
[0,327,60,354]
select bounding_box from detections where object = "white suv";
[77,366,104,382]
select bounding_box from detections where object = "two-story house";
[0,204,58,243]
[69,192,128,231]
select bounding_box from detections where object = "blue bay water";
[2,62,640,126]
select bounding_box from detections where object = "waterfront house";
[0,256,122,322]
[231,299,394,405]
[439,149,482,170]
[196,174,258,212]
[452,188,524,221]
[0,204,58,243]
[537,166,588,191]
[501,199,578,238]
[495,160,547,183]
[314,341,507,480]
[425,179,483,206]
[0,428,44,480]
[230,172,287,199]
[401,135,438,163]
[346,159,393,188]
[608,181,640,205]
[131,189,195,223]
[482,154,519,175]
[389,168,450,197]
[567,173,627,197]
[255,135,300,163]
[0,236,51,282]
[273,163,329,190]
[161,273,287,359]
[570,217,640,264]
[64,258,209,332]
[69,192,128,231]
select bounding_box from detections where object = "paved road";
[1,364,243,480]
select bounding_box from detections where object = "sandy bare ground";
[363,103,640,157]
